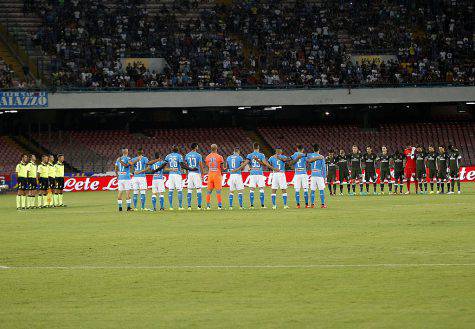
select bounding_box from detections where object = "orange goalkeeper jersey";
[205,153,224,176]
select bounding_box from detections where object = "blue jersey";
[165,152,184,175]
[268,155,287,172]
[291,152,307,174]
[115,156,131,180]
[151,161,165,180]
[246,151,266,175]
[227,154,244,174]
[308,152,326,177]
[185,151,203,174]
[131,156,149,178]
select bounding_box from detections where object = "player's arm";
[231,159,249,173]
[114,164,119,176]
[287,154,303,166]
[180,161,198,171]
[200,160,205,175]
[259,158,277,171]
[307,155,325,163]
[129,156,142,166]
[146,158,160,166]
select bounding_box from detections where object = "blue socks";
[283,193,287,206]
[151,195,157,210]
[133,193,138,208]
[140,193,146,209]
[259,190,265,206]
[250,191,254,206]
[295,191,300,205]
[178,190,183,208]
[229,193,234,207]
[197,192,202,208]
[159,195,164,209]
[168,191,173,207]
[271,194,276,206]
[304,190,309,205]
[319,190,325,205]
[187,191,192,208]
[238,193,243,208]
[311,190,316,205]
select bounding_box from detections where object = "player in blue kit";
[135,152,169,211]
[185,143,205,210]
[307,144,327,208]
[289,145,309,208]
[115,148,133,211]
[267,148,289,209]
[227,147,245,209]
[130,149,150,211]
[165,146,197,210]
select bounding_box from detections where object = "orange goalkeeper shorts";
[207,173,223,190]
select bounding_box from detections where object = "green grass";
[1,185,475,328]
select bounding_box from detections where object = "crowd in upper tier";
[7,0,474,89]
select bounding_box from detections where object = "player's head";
[352,145,358,153]
[121,148,128,156]
[382,146,387,154]
[312,144,319,152]
[191,143,198,151]
[366,146,372,153]
[137,148,143,156]
[275,147,282,155]
[211,144,218,152]
[448,144,454,151]
[49,154,55,162]
[154,152,160,159]
[42,155,48,163]
[21,154,28,163]
[428,145,434,152]
[233,147,240,155]
[339,149,345,156]
[57,154,64,162]
[438,146,445,153]
[172,145,179,153]
[296,144,304,152]
[416,145,423,152]
[328,150,334,157]
[30,154,36,162]
[253,142,260,151]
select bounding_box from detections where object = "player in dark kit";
[415,146,428,194]
[377,146,392,194]
[436,146,449,194]
[362,146,378,195]
[336,149,350,195]
[349,146,363,196]
[425,146,438,194]
[326,151,338,195]
[447,145,462,194]
[393,150,405,194]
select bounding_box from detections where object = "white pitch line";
[1,264,475,270]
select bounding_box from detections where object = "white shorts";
[248,174,266,188]
[271,172,287,190]
[167,174,183,191]
[293,174,309,190]
[132,176,147,191]
[187,172,202,189]
[152,179,165,193]
[310,176,326,191]
[228,173,244,191]
[118,179,132,192]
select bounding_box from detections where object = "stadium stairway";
[0,31,25,80]
[12,135,77,173]
[245,130,273,157]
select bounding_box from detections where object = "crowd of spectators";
[23,0,474,89]
[0,59,27,89]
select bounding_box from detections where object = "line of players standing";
[325,145,462,195]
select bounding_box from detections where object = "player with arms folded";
[115,148,133,211]
[349,146,363,196]
[267,147,288,210]
[307,144,327,208]
[205,144,225,210]
[227,148,245,209]
[185,143,205,209]
[336,149,350,195]
[165,146,197,210]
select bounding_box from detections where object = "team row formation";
[113,143,464,212]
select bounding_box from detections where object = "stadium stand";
[258,122,475,165]
[32,128,254,173]
[0,136,29,173]
[11,0,473,88]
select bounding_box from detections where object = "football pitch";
[1,186,475,328]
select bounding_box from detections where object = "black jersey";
[448,150,461,170]
[415,151,426,171]
[349,152,362,170]
[425,152,437,170]
[393,153,405,172]
[377,153,391,171]
[336,155,349,172]
[326,156,337,173]
[436,152,448,171]
[362,153,377,172]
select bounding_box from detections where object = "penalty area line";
[1,263,475,270]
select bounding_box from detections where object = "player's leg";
[176,176,184,210]
[327,174,333,195]
[187,174,195,209]
[139,178,147,210]
[302,175,309,207]
[317,177,326,207]
[132,178,139,209]
[294,175,302,208]
[168,176,175,210]
[151,185,158,211]
[215,178,223,209]
[229,179,235,209]
[380,171,386,194]
[358,173,363,194]
[258,175,266,208]
[117,187,124,211]
[16,178,23,209]
[310,177,317,207]
[364,172,370,194]
[271,174,278,209]
[248,175,256,208]
[125,184,132,210]
[57,177,64,206]
[236,175,244,209]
